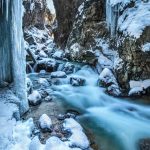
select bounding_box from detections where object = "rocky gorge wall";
[23,0,54,29]
[52,0,84,49]
[22,0,150,95]
[53,0,150,94]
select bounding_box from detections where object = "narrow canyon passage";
[0,0,150,150]
[26,64,150,150]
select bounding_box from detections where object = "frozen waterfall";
[0,0,28,114]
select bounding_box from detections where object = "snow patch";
[63,118,90,149]
[10,118,34,150]
[129,79,150,96]
[142,43,150,52]
[118,1,150,38]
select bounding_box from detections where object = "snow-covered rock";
[38,78,49,87]
[129,87,144,96]
[99,68,121,96]
[142,43,150,52]
[70,76,85,86]
[36,58,58,73]
[129,79,150,96]
[51,71,67,78]
[45,136,71,150]
[39,114,52,131]
[63,118,90,149]
[118,1,150,38]
[62,62,75,74]
[99,68,116,86]
[28,90,42,105]
[52,50,64,59]
[39,51,48,58]
[44,96,53,102]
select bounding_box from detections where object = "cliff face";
[53,0,150,93]
[23,0,53,29]
[52,0,84,49]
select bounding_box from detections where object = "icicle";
[5,0,9,20]
[106,0,120,37]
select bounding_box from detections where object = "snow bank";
[29,136,45,150]
[118,1,150,38]
[10,118,34,150]
[129,79,150,96]
[0,101,19,150]
[45,136,71,150]
[63,118,90,149]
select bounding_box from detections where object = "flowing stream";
[50,65,150,150]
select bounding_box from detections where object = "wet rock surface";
[139,138,150,150]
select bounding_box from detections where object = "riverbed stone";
[39,114,52,132]
[70,77,85,86]
[51,71,67,78]
[28,90,42,106]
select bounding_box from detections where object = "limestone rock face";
[53,0,84,48]
[116,27,150,89]
[66,0,106,62]
[23,0,53,29]
[53,0,150,93]
[23,0,150,94]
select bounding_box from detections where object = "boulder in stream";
[70,76,85,86]
[51,71,67,78]
[28,90,42,106]
[39,114,52,132]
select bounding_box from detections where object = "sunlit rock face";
[23,0,54,29]
[53,0,84,49]
[0,0,28,114]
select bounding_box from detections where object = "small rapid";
[52,65,150,150]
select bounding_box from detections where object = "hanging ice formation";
[0,0,29,114]
[106,0,120,37]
